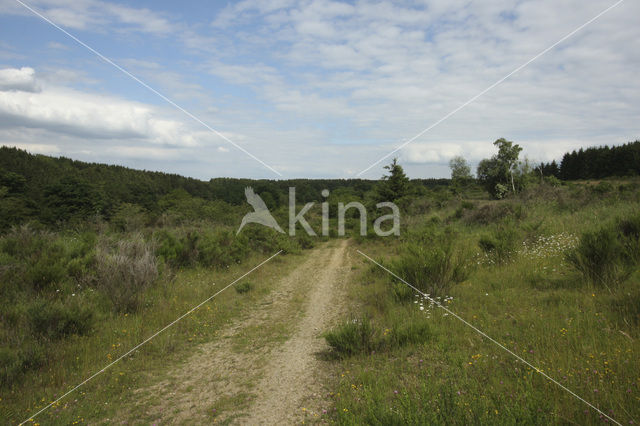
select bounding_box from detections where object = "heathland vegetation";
[1,139,639,424]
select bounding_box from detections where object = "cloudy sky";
[0,0,638,179]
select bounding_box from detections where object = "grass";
[324,181,640,425]
[0,242,306,424]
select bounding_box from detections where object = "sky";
[0,0,638,180]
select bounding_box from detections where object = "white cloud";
[1,0,639,179]
[0,66,211,147]
[0,0,177,35]
[0,67,39,92]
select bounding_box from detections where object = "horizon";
[1,0,638,180]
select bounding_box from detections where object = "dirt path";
[128,239,352,424]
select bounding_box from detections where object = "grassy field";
[322,179,640,425]
[0,222,314,424]
[1,176,639,425]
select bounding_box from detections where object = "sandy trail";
[128,239,352,424]
[243,239,350,424]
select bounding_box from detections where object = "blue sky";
[0,0,638,179]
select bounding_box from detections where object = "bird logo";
[237,187,284,234]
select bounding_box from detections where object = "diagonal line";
[19,250,283,426]
[356,0,626,176]
[356,249,622,426]
[13,0,282,177]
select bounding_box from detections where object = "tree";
[449,156,472,184]
[494,138,523,193]
[376,158,410,202]
[476,138,523,198]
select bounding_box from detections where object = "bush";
[384,318,432,348]
[28,299,94,340]
[198,229,249,268]
[478,225,519,264]
[234,281,254,294]
[617,213,640,265]
[0,343,44,387]
[391,280,414,303]
[391,234,468,297]
[324,318,375,358]
[566,215,639,287]
[96,235,158,312]
[324,314,433,358]
[154,230,199,267]
[463,203,523,225]
[566,227,627,287]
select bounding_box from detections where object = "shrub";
[110,203,148,232]
[0,342,44,387]
[617,213,640,265]
[154,230,198,267]
[234,281,254,294]
[324,318,375,358]
[566,214,640,287]
[384,318,432,349]
[391,280,414,303]
[478,225,519,264]
[463,203,523,225]
[28,299,94,340]
[96,235,158,312]
[198,229,249,268]
[391,233,468,297]
[0,226,71,290]
[566,227,630,287]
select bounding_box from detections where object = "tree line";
[0,147,450,230]
[450,139,640,199]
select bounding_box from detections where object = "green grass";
[0,235,307,425]
[325,181,640,425]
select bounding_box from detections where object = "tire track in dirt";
[126,240,352,424]
[242,239,351,425]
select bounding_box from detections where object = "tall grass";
[391,232,469,297]
[566,212,640,288]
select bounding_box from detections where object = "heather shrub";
[28,299,94,340]
[391,233,468,297]
[478,225,519,264]
[96,235,158,312]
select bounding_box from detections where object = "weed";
[478,225,519,264]
[324,318,375,358]
[566,226,631,288]
[234,281,254,294]
[28,299,94,340]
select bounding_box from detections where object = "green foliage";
[234,281,254,294]
[376,158,411,202]
[110,203,149,232]
[43,176,106,223]
[478,225,519,264]
[559,140,640,180]
[324,318,375,358]
[28,299,94,340]
[477,138,525,198]
[154,230,199,267]
[324,314,433,358]
[566,213,640,287]
[391,232,468,297]
[449,156,473,183]
[0,343,44,387]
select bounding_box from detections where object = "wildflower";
[393,390,398,395]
